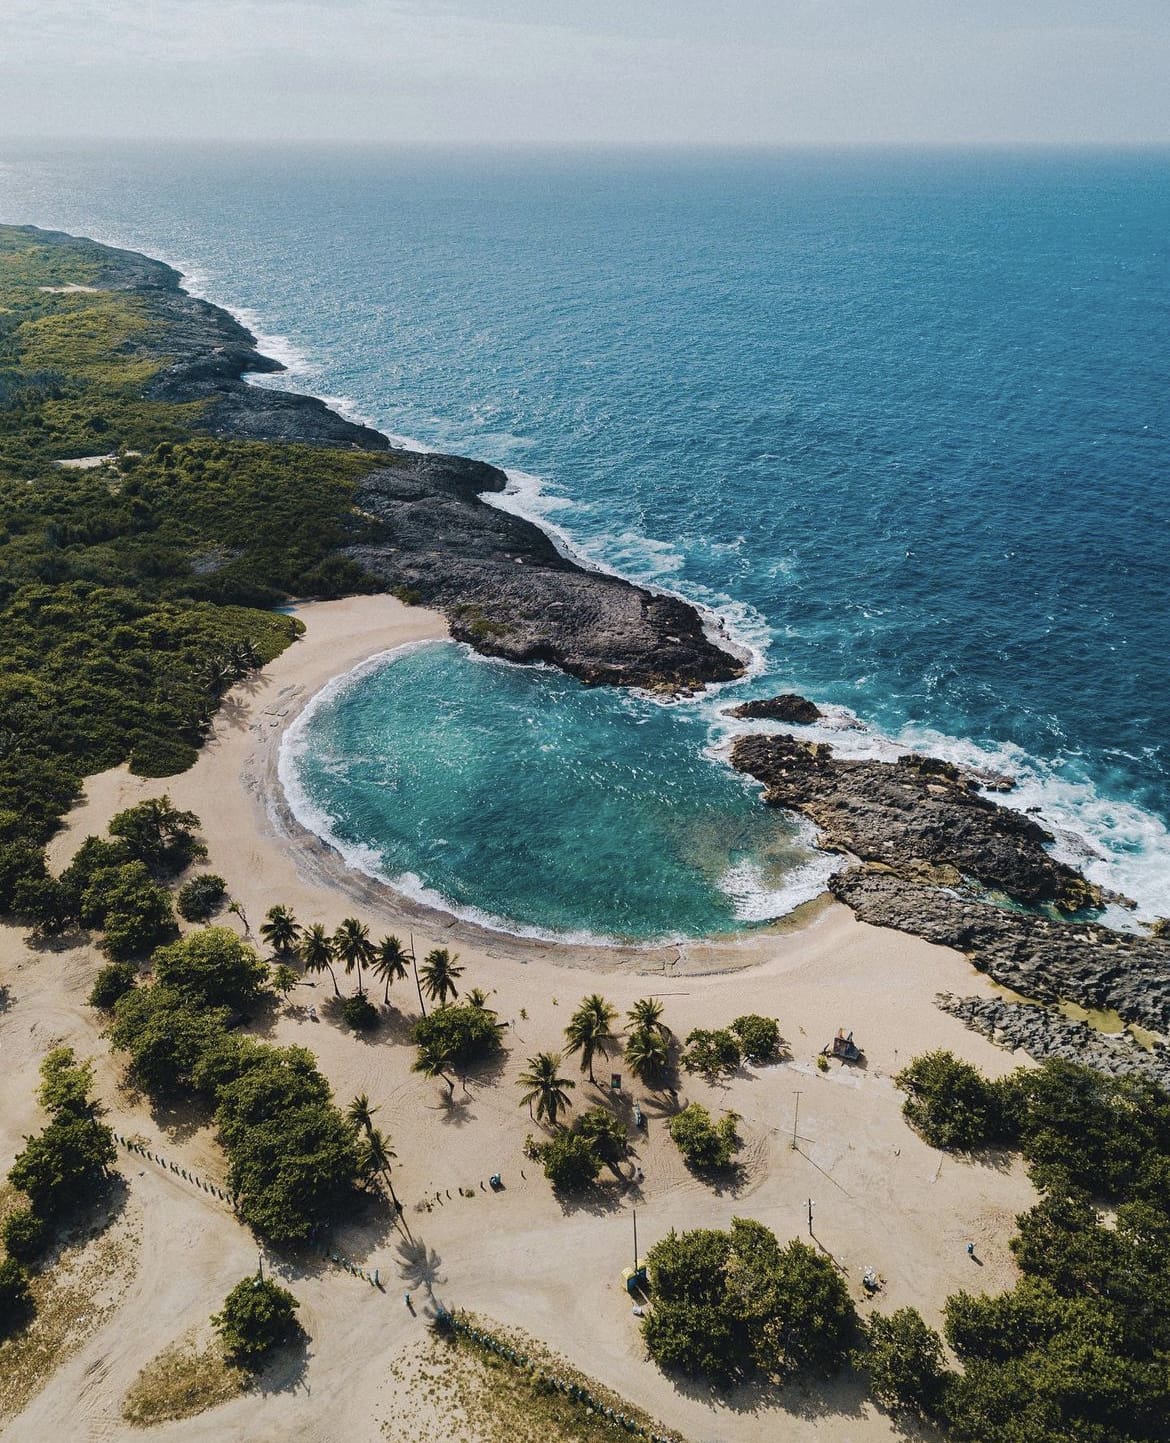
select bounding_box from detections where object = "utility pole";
[791,1091,802,1150]
[410,932,426,1016]
[633,1206,639,1272]
[807,1198,814,1237]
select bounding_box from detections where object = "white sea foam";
[719,844,843,923]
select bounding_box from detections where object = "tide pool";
[281,641,834,943]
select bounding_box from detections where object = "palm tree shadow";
[397,1234,445,1295]
[435,1092,476,1127]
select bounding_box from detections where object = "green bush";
[668,1103,740,1172]
[88,961,137,1010]
[1,1206,49,1265]
[8,1113,116,1219]
[856,1307,946,1415]
[109,985,231,1097]
[643,1219,856,1384]
[176,872,227,922]
[212,1275,301,1368]
[538,1132,602,1193]
[895,1050,1011,1152]
[681,1027,741,1078]
[128,735,200,777]
[80,859,177,959]
[413,1003,502,1069]
[150,927,268,1011]
[0,1257,34,1339]
[341,994,379,1032]
[730,1014,781,1064]
[108,797,205,876]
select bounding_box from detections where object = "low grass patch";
[122,1329,246,1427]
[380,1316,686,1443]
[0,1206,139,1425]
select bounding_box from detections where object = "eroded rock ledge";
[731,732,1098,911]
[937,994,1170,1090]
[834,869,1170,1035]
[32,226,743,693]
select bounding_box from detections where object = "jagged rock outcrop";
[937,993,1170,1089]
[833,868,1170,1033]
[728,693,822,724]
[732,733,1098,910]
[345,457,741,689]
[23,226,743,693]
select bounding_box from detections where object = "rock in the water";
[728,693,823,724]
[731,732,1099,911]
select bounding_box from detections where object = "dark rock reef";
[833,869,1170,1034]
[731,732,1099,911]
[345,457,740,689]
[728,693,823,724]
[937,993,1170,1090]
[29,226,742,692]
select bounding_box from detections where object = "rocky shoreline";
[729,695,1170,1064]
[36,226,743,693]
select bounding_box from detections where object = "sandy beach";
[1,594,1037,1441]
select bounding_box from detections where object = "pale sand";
[2,594,1036,1441]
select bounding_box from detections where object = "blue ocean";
[4,145,1168,939]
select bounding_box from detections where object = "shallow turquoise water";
[282,641,830,943]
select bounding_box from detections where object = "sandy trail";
[2,594,1032,1441]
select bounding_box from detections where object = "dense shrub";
[0,1258,33,1338]
[895,1050,1011,1152]
[1,1207,49,1265]
[413,1003,502,1069]
[644,1219,856,1384]
[108,797,205,875]
[538,1132,602,1193]
[856,1308,946,1415]
[176,872,227,922]
[212,1276,301,1367]
[730,1014,781,1064]
[8,1114,117,1218]
[88,961,137,1010]
[79,859,178,960]
[681,1027,741,1078]
[108,985,232,1097]
[150,927,268,1012]
[668,1103,740,1172]
[341,994,379,1032]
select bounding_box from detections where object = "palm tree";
[361,1125,401,1211]
[627,996,670,1037]
[347,1092,378,1133]
[420,948,463,1009]
[260,904,301,957]
[413,1039,456,1095]
[373,935,410,1006]
[333,917,377,997]
[518,1051,575,1128]
[625,1025,670,1089]
[466,987,494,1012]
[299,922,340,996]
[564,994,618,1084]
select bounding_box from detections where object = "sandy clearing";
[3,593,1034,1440]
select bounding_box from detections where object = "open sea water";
[3,144,1168,940]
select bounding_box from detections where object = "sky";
[2,0,1168,147]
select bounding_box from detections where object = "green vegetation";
[730,1013,782,1064]
[413,1002,503,1071]
[150,927,268,1012]
[643,1219,856,1385]
[0,228,399,913]
[563,994,618,1083]
[680,1027,741,1078]
[895,1049,1012,1151]
[176,872,227,922]
[531,1106,629,1193]
[667,1102,740,1173]
[518,1052,576,1128]
[882,1051,1170,1440]
[1,1049,119,1339]
[211,1276,301,1368]
[88,961,138,1011]
[341,993,379,1031]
